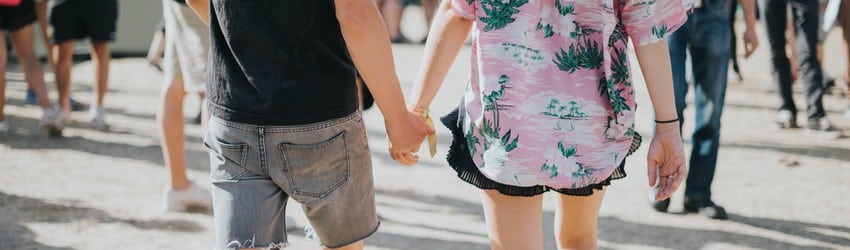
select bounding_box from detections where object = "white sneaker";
[41,107,64,137]
[164,180,213,212]
[89,107,107,130]
[0,121,9,136]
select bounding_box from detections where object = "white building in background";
[112,0,163,54]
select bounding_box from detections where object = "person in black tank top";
[186,0,432,248]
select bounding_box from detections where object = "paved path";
[1,17,849,250]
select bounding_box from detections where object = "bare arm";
[633,41,687,201]
[738,0,759,57]
[634,42,678,122]
[335,0,431,165]
[186,0,210,25]
[410,0,473,109]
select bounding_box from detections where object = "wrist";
[655,121,680,133]
[382,106,410,123]
[654,118,680,124]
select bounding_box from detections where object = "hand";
[742,28,759,58]
[646,122,687,201]
[385,111,434,166]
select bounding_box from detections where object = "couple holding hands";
[188,0,692,249]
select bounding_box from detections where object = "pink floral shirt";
[451,0,692,189]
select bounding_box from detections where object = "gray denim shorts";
[204,112,379,249]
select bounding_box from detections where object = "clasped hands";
[385,108,436,166]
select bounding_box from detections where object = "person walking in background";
[409,0,690,248]
[762,0,841,137]
[156,0,211,212]
[377,0,407,43]
[186,0,431,248]
[653,0,759,220]
[48,0,118,130]
[377,0,439,43]
[0,0,63,136]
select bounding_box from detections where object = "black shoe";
[683,200,728,220]
[651,198,670,212]
[825,76,836,90]
[69,98,87,112]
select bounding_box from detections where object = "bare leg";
[554,190,606,250]
[10,25,51,109]
[90,41,110,107]
[380,0,404,40]
[480,189,544,250]
[54,41,74,112]
[421,0,438,28]
[158,77,190,190]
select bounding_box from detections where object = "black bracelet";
[655,118,680,124]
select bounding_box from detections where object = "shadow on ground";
[0,192,202,249]
[0,113,209,172]
[596,215,844,249]
[726,141,850,162]
[370,189,845,249]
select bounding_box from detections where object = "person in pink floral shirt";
[410,0,693,248]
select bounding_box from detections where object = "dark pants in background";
[669,0,732,203]
[760,0,826,120]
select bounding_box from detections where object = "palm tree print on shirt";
[544,99,588,119]
[535,0,575,38]
[501,42,544,66]
[651,24,669,39]
[552,22,603,73]
[478,75,520,168]
[539,141,578,179]
[570,162,603,188]
[479,0,530,32]
[544,98,588,131]
[598,43,632,140]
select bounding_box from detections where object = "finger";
[655,176,668,200]
[391,150,410,165]
[398,151,419,166]
[647,158,658,187]
[389,150,402,161]
[657,175,675,200]
[665,174,676,197]
[669,165,687,195]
